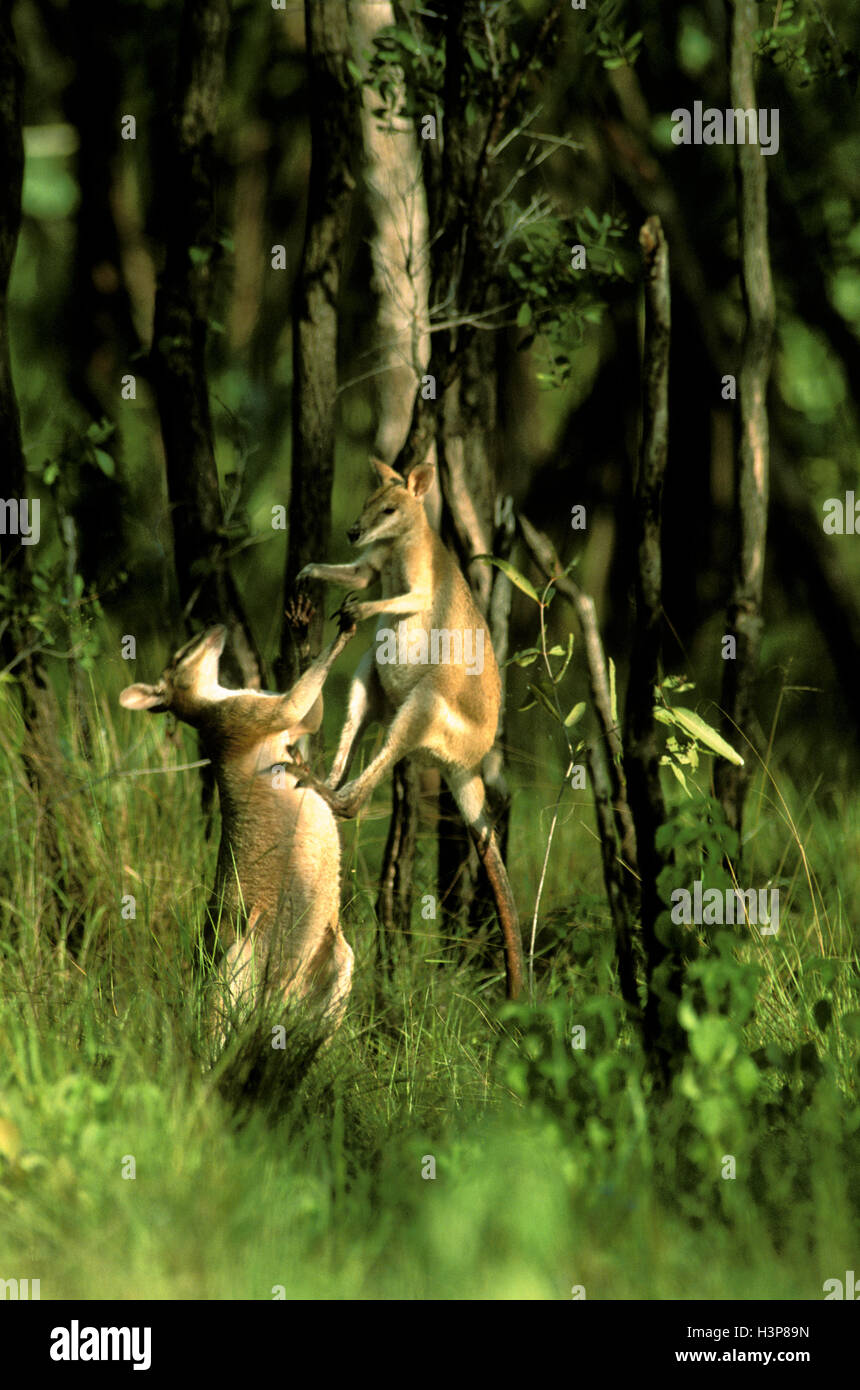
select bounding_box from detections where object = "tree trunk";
[376,758,420,978]
[715,0,776,836]
[276,0,358,688]
[623,217,679,1077]
[150,0,262,690]
[0,4,24,488]
[0,4,32,679]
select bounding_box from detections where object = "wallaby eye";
[382,506,396,515]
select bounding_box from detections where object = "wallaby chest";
[374,539,437,701]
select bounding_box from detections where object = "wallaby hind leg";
[327,688,436,818]
[444,767,524,1000]
[327,650,384,789]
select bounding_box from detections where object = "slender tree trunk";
[376,758,420,979]
[715,0,775,835]
[150,0,262,689]
[277,0,358,688]
[623,217,679,1077]
[0,4,23,485]
[0,4,32,678]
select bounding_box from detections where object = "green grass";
[0,674,858,1300]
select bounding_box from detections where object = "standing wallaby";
[297,459,525,999]
[119,623,355,1038]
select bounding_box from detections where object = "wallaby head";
[118,625,228,724]
[118,625,323,757]
[346,458,435,550]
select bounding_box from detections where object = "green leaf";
[555,632,575,682]
[517,302,533,328]
[467,43,488,72]
[474,555,540,604]
[527,682,560,722]
[665,707,744,766]
[507,646,540,668]
[608,657,618,729]
[664,760,689,795]
[86,418,115,445]
[564,701,586,728]
[93,449,115,477]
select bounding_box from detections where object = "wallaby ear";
[371,456,404,486]
[406,463,435,500]
[203,625,227,654]
[287,693,324,740]
[119,683,167,712]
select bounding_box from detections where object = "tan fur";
[297,459,525,998]
[119,626,354,1040]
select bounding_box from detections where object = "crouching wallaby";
[297,459,525,999]
[119,623,355,1040]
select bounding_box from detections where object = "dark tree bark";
[715,0,776,835]
[623,217,679,1077]
[0,3,23,484]
[54,0,141,595]
[376,757,420,978]
[150,0,262,689]
[277,0,359,688]
[0,3,31,678]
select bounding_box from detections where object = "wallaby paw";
[285,593,315,629]
[335,602,359,636]
[338,593,366,627]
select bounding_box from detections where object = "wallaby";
[118,623,355,1039]
[297,459,525,999]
